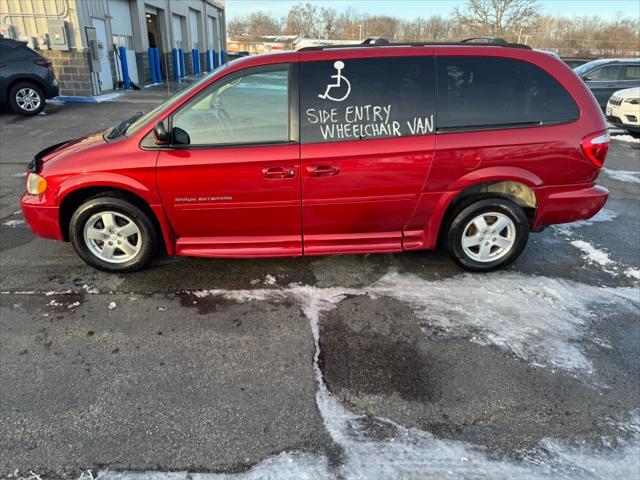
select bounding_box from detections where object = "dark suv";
[574,58,640,109]
[0,37,60,115]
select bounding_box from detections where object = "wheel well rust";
[439,181,537,243]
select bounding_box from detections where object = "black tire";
[445,198,529,272]
[8,81,46,116]
[69,196,156,273]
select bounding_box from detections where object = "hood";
[30,131,106,173]
[612,87,640,99]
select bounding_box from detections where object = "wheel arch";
[437,179,538,247]
[58,186,173,255]
[6,76,47,97]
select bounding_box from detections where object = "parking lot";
[1,90,639,479]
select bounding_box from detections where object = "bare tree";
[227,12,281,36]
[228,18,249,36]
[365,15,400,40]
[284,3,322,37]
[321,7,339,39]
[453,0,540,37]
[230,1,640,57]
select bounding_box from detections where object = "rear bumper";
[44,76,60,99]
[20,193,64,241]
[533,183,608,228]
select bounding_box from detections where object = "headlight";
[624,98,640,104]
[26,172,47,195]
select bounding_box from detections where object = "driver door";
[156,63,302,257]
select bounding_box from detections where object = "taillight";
[34,59,52,69]
[580,130,609,168]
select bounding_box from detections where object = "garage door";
[109,0,139,84]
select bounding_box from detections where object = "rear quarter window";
[300,56,436,143]
[436,56,579,130]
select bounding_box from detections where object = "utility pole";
[358,24,363,41]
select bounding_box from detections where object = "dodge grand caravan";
[20,39,610,273]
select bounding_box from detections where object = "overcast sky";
[225,0,639,21]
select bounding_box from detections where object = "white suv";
[607,87,640,135]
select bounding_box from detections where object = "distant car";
[562,57,595,69]
[574,58,640,109]
[606,87,640,135]
[0,37,59,115]
[534,49,560,59]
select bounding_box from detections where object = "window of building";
[172,66,290,146]
[172,14,184,49]
[189,9,201,50]
[436,56,579,129]
[300,56,436,143]
[112,34,133,50]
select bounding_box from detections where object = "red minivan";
[20,40,609,273]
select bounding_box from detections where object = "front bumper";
[606,102,640,131]
[533,183,608,228]
[20,193,64,240]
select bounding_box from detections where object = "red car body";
[21,44,609,262]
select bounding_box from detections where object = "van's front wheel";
[446,198,529,272]
[69,197,156,272]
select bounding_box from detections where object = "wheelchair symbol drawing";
[318,61,351,102]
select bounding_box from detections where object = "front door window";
[172,66,290,146]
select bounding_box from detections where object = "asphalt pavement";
[0,89,639,479]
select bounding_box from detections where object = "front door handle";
[307,165,340,177]
[263,167,296,179]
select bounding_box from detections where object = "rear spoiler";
[27,141,68,172]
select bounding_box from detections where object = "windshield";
[120,63,229,137]
[573,60,607,75]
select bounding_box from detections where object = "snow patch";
[624,268,640,280]
[570,240,614,267]
[554,209,617,234]
[99,272,640,480]
[185,272,638,374]
[603,168,640,184]
[83,284,99,294]
[2,219,25,227]
[611,134,640,144]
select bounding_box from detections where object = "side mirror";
[172,127,191,145]
[153,121,169,145]
[582,75,594,82]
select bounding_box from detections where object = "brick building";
[0,0,226,96]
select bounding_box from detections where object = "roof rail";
[362,37,390,45]
[298,38,532,51]
[460,36,509,44]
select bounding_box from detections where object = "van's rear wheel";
[69,196,156,272]
[446,198,529,272]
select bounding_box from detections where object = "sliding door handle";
[263,167,296,179]
[307,165,340,177]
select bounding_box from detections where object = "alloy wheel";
[16,87,42,112]
[83,211,142,264]
[461,212,516,263]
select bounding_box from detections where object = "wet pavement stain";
[319,297,439,402]
[318,296,640,453]
[176,292,236,315]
